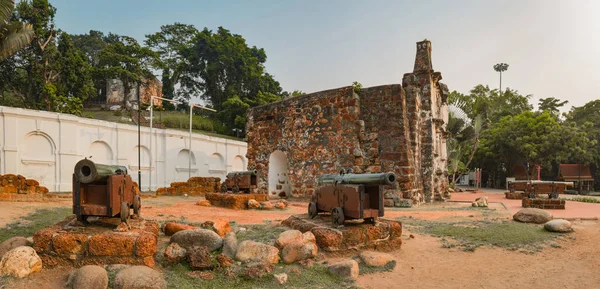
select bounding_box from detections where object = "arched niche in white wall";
[20,132,57,189]
[129,146,151,171]
[268,150,290,198]
[208,153,225,174]
[232,155,245,172]
[88,141,113,164]
[175,149,197,181]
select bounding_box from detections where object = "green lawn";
[0,208,72,243]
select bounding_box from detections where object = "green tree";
[145,23,198,104]
[0,0,34,62]
[538,97,568,116]
[97,35,158,107]
[53,32,95,106]
[186,26,283,129]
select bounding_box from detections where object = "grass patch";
[0,208,72,243]
[561,197,600,204]
[357,260,397,275]
[235,224,288,245]
[164,262,355,289]
[402,217,560,252]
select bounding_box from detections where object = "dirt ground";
[2,194,600,289]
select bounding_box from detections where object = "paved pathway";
[450,191,600,220]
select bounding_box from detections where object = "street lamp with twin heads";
[493,63,509,93]
[189,104,217,180]
[149,96,182,191]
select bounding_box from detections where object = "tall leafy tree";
[97,35,158,107]
[0,0,34,62]
[186,26,283,129]
[145,23,198,104]
[538,97,568,116]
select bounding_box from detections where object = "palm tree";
[0,0,34,62]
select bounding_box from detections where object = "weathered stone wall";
[246,40,449,205]
[0,174,50,201]
[106,76,163,107]
[156,177,221,196]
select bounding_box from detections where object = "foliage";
[538,97,568,116]
[560,197,600,204]
[0,0,34,62]
[352,81,362,94]
[97,35,159,106]
[41,83,83,115]
[145,23,198,102]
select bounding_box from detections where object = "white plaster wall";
[0,106,248,192]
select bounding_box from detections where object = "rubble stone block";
[52,233,89,255]
[135,233,157,257]
[89,234,136,257]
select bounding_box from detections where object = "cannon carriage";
[508,180,572,199]
[220,170,258,194]
[309,169,396,226]
[73,159,140,223]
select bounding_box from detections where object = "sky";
[51,0,600,112]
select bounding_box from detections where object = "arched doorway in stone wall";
[175,149,196,181]
[268,150,291,198]
[232,155,245,172]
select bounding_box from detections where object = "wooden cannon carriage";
[309,169,396,225]
[220,170,258,194]
[73,159,141,223]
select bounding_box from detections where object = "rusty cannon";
[221,170,258,194]
[309,169,396,226]
[73,159,140,223]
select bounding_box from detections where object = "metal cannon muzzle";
[74,159,128,184]
[318,172,396,185]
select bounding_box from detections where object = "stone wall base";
[156,177,221,196]
[522,198,565,210]
[205,193,269,210]
[33,216,159,268]
[505,192,526,199]
[282,214,402,253]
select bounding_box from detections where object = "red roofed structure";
[557,164,594,192]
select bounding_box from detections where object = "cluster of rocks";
[471,196,488,207]
[0,174,50,201]
[68,264,167,289]
[327,251,396,280]
[156,177,221,196]
[194,199,288,210]
[513,208,573,233]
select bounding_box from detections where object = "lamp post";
[232,128,242,139]
[149,96,182,191]
[493,63,509,93]
[189,104,217,180]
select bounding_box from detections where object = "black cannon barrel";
[227,170,258,177]
[74,159,128,184]
[318,172,396,185]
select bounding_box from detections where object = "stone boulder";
[163,222,195,236]
[196,200,211,207]
[260,202,274,210]
[544,219,573,233]
[242,262,274,279]
[163,242,187,264]
[0,246,42,278]
[274,202,286,210]
[248,199,260,209]
[275,230,303,249]
[186,246,213,270]
[201,219,232,237]
[170,229,223,252]
[222,232,238,259]
[513,208,553,224]
[235,240,280,264]
[274,273,288,285]
[70,265,108,289]
[359,251,395,267]
[114,266,166,289]
[282,241,318,264]
[0,237,29,259]
[328,259,359,280]
[472,196,488,207]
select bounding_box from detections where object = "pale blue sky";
[51,0,600,111]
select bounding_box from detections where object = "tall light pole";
[149,96,182,191]
[493,63,509,93]
[189,104,217,180]
[232,128,242,139]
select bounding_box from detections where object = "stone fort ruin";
[246,40,449,206]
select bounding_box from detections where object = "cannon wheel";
[133,195,141,216]
[220,183,228,193]
[550,192,559,199]
[364,217,375,224]
[308,202,318,219]
[232,185,240,194]
[120,202,130,223]
[332,207,344,226]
